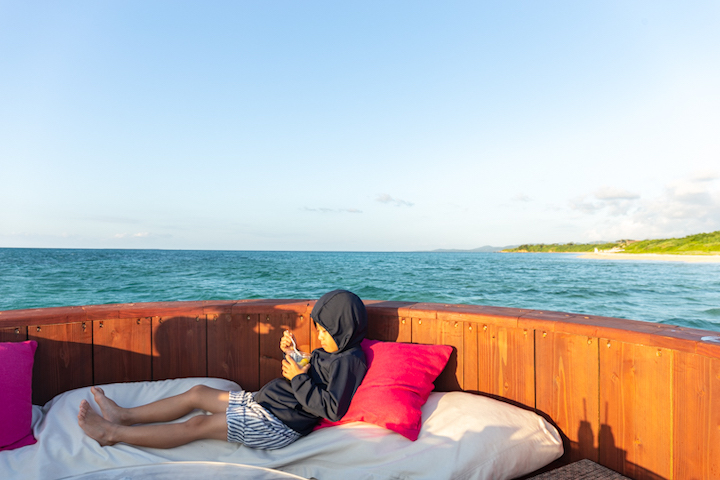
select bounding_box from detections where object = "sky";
[1,1,719,251]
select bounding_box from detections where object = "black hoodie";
[253,290,368,436]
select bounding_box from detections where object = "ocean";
[1,248,719,332]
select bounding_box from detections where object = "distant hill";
[502,230,720,255]
[431,245,518,253]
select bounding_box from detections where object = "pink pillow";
[316,339,452,441]
[0,340,38,451]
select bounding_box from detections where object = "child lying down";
[78,290,368,450]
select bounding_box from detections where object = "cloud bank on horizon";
[1,2,719,251]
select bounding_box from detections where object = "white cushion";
[0,378,563,480]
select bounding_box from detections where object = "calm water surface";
[1,248,719,331]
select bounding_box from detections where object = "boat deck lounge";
[1,299,719,479]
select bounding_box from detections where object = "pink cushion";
[316,339,452,441]
[0,340,38,451]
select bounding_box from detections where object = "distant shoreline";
[577,252,720,263]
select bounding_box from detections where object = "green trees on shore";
[503,231,720,255]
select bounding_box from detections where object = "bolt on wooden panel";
[536,331,599,464]
[600,340,672,480]
[367,314,411,343]
[477,324,535,407]
[208,313,259,391]
[93,318,152,385]
[673,352,720,480]
[29,322,93,405]
[463,321,479,392]
[151,316,207,381]
[0,326,27,342]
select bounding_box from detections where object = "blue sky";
[2,1,719,251]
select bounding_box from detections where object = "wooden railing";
[1,300,718,480]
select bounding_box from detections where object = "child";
[78,289,368,449]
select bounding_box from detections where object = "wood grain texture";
[673,352,720,480]
[93,317,152,385]
[151,315,207,381]
[463,321,479,392]
[434,320,464,391]
[478,324,535,407]
[536,332,599,464]
[600,340,672,480]
[208,313,259,391]
[28,322,93,405]
[367,314,412,342]
[0,326,27,342]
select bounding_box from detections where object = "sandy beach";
[578,252,720,263]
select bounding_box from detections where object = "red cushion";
[0,340,38,451]
[316,339,452,441]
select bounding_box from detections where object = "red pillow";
[0,340,38,451]
[316,339,452,441]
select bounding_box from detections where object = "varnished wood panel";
[478,325,535,407]
[463,321,479,392]
[673,352,720,480]
[29,322,93,405]
[208,313,259,391]
[367,314,411,342]
[93,318,152,385]
[0,326,27,342]
[411,317,438,344]
[434,320,464,391]
[536,332,599,464]
[152,316,206,381]
[600,340,672,480]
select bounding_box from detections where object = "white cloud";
[376,194,414,207]
[302,207,362,214]
[113,232,151,239]
[577,176,720,241]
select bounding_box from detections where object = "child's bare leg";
[79,400,228,448]
[91,385,229,426]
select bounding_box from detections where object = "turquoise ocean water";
[1,248,719,332]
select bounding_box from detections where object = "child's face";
[316,324,339,353]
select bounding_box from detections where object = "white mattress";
[1,377,563,480]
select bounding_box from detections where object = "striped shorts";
[226,390,301,450]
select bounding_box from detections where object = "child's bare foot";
[91,386,130,425]
[78,400,118,446]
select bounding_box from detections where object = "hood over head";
[310,290,367,353]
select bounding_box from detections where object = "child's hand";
[282,354,310,381]
[280,330,296,353]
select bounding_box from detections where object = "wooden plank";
[93,317,152,385]
[0,326,27,342]
[208,313,259,391]
[673,352,720,480]
[434,320,464,391]
[29,322,93,405]
[478,325,535,407]
[463,321,479,392]
[600,340,672,480]
[536,332,599,464]
[367,314,411,342]
[411,316,438,345]
[152,315,206,381]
